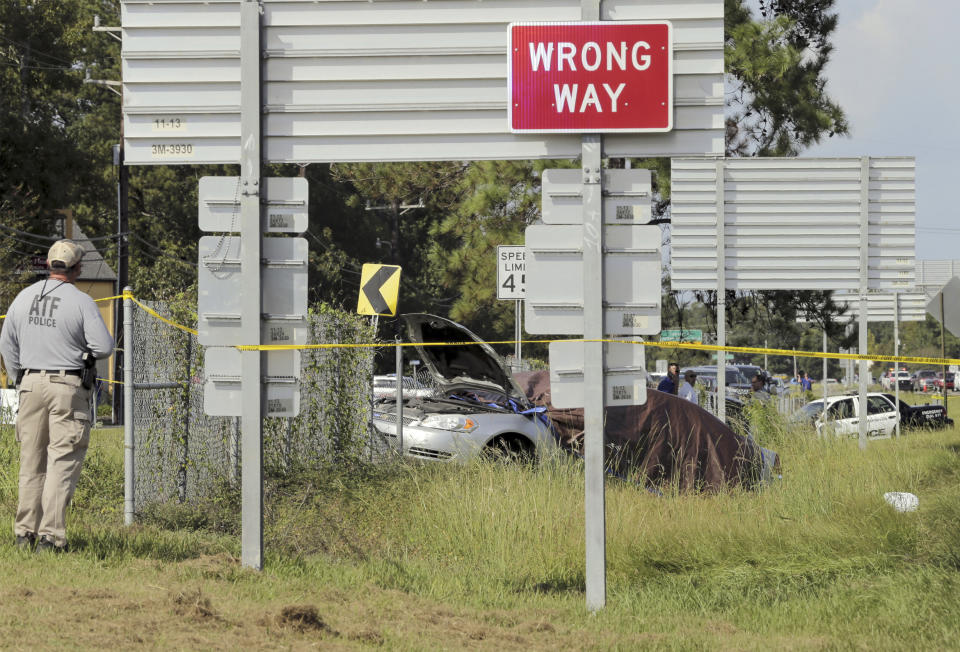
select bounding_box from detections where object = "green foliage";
[263,303,377,475]
[725,0,848,155]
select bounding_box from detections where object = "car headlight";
[419,415,479,432]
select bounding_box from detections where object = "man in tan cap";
[0,240,114,552]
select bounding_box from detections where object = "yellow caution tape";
[235,338,960,367]
[7,290,959,369]
[2,294,124,318]
[128,296,198,336]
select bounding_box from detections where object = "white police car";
[794,392,900,439]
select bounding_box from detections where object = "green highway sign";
[660,329,703,342]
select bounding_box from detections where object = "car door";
[866,395,898,438]
[823,397,857,436]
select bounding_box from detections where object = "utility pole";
[89,15,126,424]
[113,143,129,425]
[365,197,424,268]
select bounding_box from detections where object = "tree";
[657,0,855,365]
[725,0,848,156]
[0,0,125,303]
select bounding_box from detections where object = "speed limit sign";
[497,245,526,300]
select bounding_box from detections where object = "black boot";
[14,532,36,550]
[35,535,67,553]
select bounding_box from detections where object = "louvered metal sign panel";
[834,293,927,322]
[797,293,927,323]
[204,347,301,417]
[670,157,916,291]
[541,168,652,224]
[121,0,724,164]
[199,177,308,233]
[197,236,309,346]
[916,260,960,300]
[524,223,662,335]
[549,340,647,408]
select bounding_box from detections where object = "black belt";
[24,369,83,377]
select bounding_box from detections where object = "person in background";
[800,371,813,392]
[678,370,699,405]
[750,373,772,403]
[657,361,680,395]
[0,240,114,553]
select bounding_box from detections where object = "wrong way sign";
[509,22,673,133]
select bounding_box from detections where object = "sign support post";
[395,337,404,456]
[715,160,726,424]
[894,293,901,437]
[858,157,869,450]
[823,329,828,407]
[581,134,606,612]
[515,300,522,364]
[941,292,948,417]
[239,0,264,570]
[580,2,603,610]
[123,286,134,526]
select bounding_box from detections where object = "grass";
[2,406,960,649]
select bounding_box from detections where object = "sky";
[802,0,960,261]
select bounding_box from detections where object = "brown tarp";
[514,370,774,492]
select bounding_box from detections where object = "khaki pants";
[14,371,92,547]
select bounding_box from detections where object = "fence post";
[395,337,404,457]
[230,417,240,482]
[123,286,135,526]
[178,335,191,502]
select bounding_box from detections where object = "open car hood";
[401,313,528,405]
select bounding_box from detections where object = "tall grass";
[2,410,960,648]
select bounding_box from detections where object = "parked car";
[646,371,666,389]
[793,393,900,439]
[912,370,939,392]
[373,374,435,399]
[682,365,753,396]
[371,314,557,463]
[881,370,912,392]
[881,393,953,429]
[934,372,955,391]
[767,376,787,396]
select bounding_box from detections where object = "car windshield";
[795,401,825,421]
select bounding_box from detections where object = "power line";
[0,60,80,71]
[0,33,80,67]
[128,233,195,267]
[0,223,125,243]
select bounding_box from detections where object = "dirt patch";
[524,621,556,634]
[171,589,221,622]
[177,553,239,580]
[705,620,738,636]
[70,588,117,600]
[347,629,385,646]
[274,604,338,637]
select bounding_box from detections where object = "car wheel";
[483,435,535,465]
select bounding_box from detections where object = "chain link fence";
[131,301,376,512]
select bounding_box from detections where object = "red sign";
[508,22,672,133]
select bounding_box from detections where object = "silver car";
[371,314,557,463]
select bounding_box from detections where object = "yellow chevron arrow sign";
[357,264,402,316]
